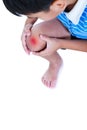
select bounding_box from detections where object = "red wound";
[30,37,37,45]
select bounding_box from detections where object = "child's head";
[3,0,67,20]
[3,0,54,16]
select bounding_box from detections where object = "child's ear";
[50,0,66,13]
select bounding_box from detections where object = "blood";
[30,36,37,45]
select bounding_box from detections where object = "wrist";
[26,17,37,25]
[25,23,33,28]
[57,39,65,49]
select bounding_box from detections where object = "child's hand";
[21,23,32,54]
[32,35,62,57]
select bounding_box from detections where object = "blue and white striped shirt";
[57,0,87,39]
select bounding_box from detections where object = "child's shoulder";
[65,0,87,25]
[57,0,87,39]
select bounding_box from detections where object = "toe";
[42,78,46,86]
[42,77,50,87]
[47,81,51,87]
[51,80,56,88]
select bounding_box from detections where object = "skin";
[22,0,87,87]
[26,18,70,88]
[26,18,70,52]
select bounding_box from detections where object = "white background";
[0,1,87,130]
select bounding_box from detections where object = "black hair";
[2,0,54,16]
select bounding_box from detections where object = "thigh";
[32,18,71,39]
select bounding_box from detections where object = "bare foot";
[41,56,63,88]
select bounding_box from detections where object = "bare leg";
[26,18,70,87]
[41,52,62,88]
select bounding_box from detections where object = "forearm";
[25,17,37,25]
[60,39,87,52]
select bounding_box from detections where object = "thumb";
[40,35,50,42]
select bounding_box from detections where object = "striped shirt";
[57,0,87,39]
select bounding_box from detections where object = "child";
[3,0,87,87]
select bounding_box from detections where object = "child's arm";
[33,35,87,56]
[60,39,87,52]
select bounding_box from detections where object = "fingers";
[32,35,49,56]
[21,33,30,54]
[23,23,32,35]
[32,35,51,56]
[21,23,32,54]
[40,35,50,42]
[32,35,58,57]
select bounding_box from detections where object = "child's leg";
[26,18,70,87]
[41,52,62,87]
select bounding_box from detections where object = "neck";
[65,0,78,12]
